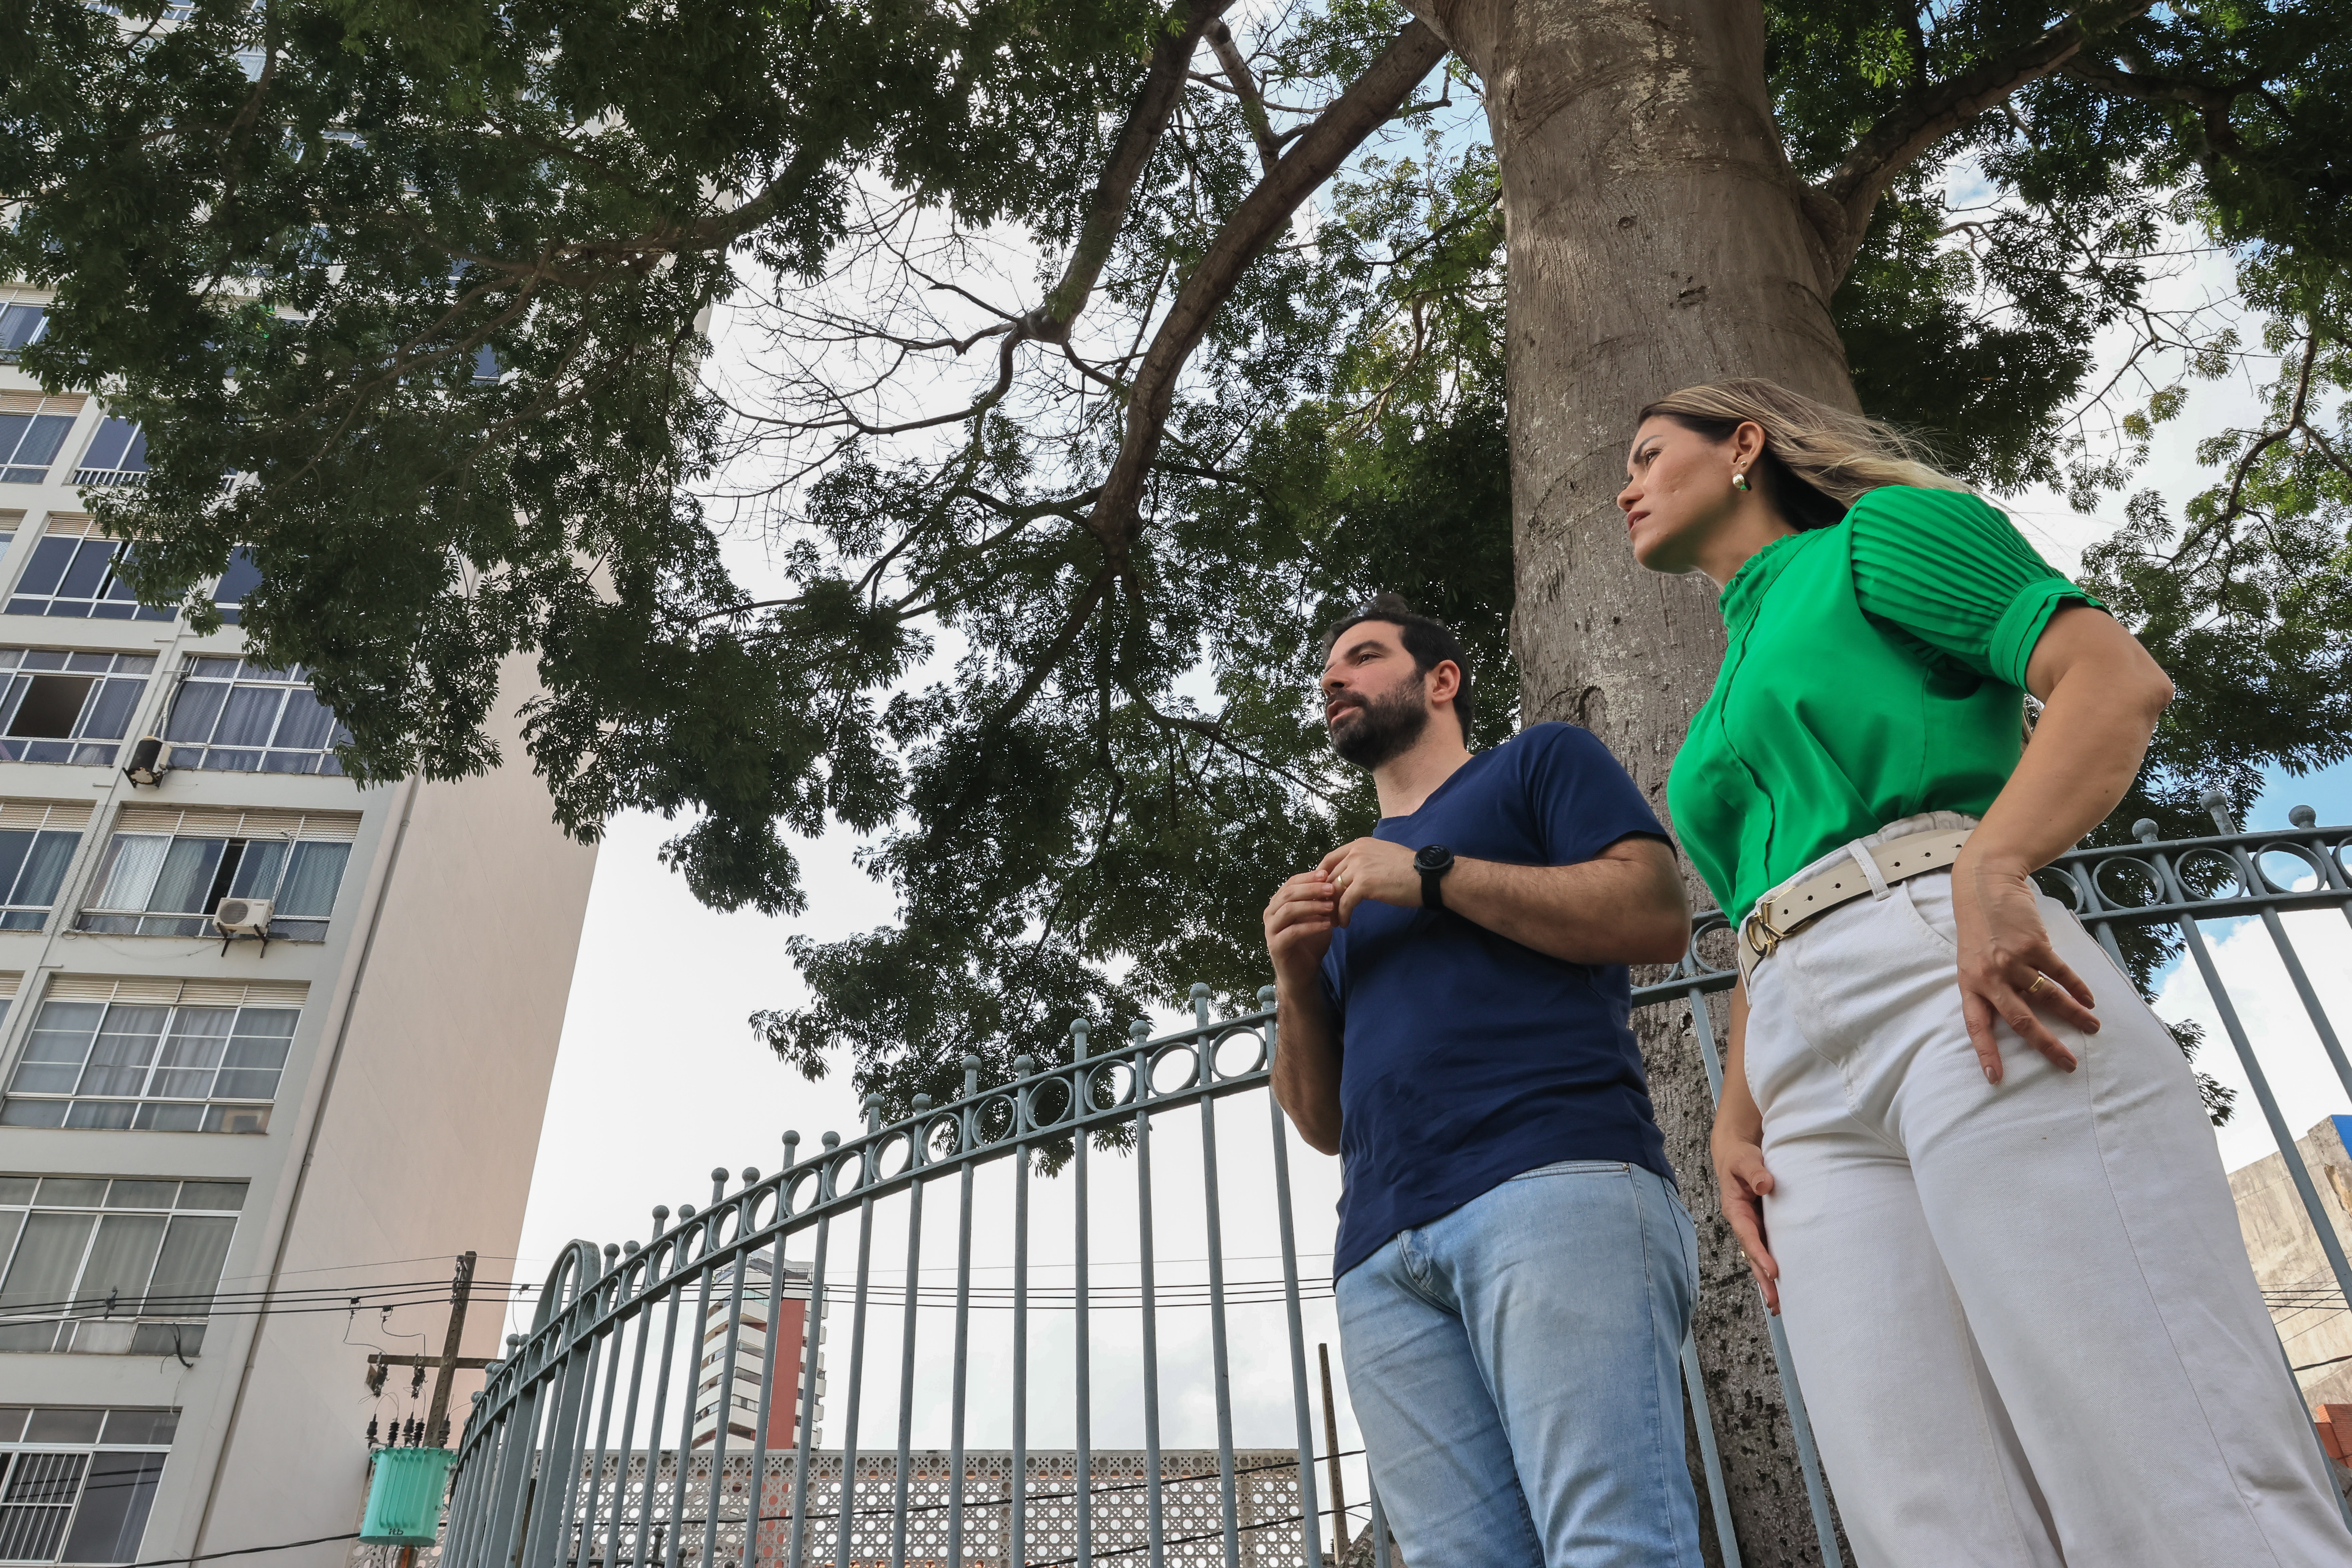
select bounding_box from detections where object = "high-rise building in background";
[0,284,599,1566]
[690,1254,824,1452]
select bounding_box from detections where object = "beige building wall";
[2229,1114,2352,1411]
[0,288,597,1567]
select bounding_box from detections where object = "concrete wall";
[184,655,596,1563]
[2229,1114,2352,1410]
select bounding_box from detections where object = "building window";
[6,530,170,621]
[78,809,353,942]
[161,659,346,776]
[0,652,153,767]
[0,409,75,489]
[0,983,303,1135]
[69,422,146,491]
[210,548,260,627]
[0,805,91,933]
[0,1406,176,1565]
[0,307,45,366]
[0,1178,242,1363]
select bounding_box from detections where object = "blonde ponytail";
[1637,379,1967,529]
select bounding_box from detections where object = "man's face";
[1321,622,1430,769]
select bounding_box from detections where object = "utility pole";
[1319,1342,1350,1561]
[365,1254,483,1568]
[367,1252,488,1446]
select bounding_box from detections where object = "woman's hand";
[1711,1122,1780,1314]
[1950,852,2099,1083]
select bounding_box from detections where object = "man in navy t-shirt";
[1263,593,1706,1568]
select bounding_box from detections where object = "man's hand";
[1265,870,1341,980]
[1316,837,1422,923]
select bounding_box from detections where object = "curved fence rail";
[441,796,2352,1568]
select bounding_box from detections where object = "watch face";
[1415,846,1451,872]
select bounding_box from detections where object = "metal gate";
[441,793,2352,1568]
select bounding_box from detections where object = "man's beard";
[1328,679,1431,769]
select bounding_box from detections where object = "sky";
[476,102,2352,1521]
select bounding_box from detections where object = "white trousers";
[1745,812,2352,1568]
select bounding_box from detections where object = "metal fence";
[442,794,2352,1568]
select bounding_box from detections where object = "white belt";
[1736,827,1972,986]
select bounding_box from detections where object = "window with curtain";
[78,830,348,941]
[5,533,169,620]
[0,651,154,766]
[0,1406,176,1565]
[0,1000,297,1134]
[160,658,347,775]
[0,412,74,487]
[0,828,80,931]
[0,1174,243,1357]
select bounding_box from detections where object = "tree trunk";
[1405,0,1862,1561]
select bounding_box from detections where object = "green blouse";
[1666,485,2100,925]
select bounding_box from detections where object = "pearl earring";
[1732,472,1750,491]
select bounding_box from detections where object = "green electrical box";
[359,1448,455,1545]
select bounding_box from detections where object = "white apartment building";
[0,290,599,1565]
[688,1253,823,1453]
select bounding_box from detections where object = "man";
[1264,593,1705,1568]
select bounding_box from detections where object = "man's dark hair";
[1321,592,1476,739]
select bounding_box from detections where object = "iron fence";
[443,794,2352,1568]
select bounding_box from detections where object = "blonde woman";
[1620,378,2351,1566]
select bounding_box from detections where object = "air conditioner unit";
[214,897,273,938]
[122,735,170,786]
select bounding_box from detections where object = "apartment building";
[0,289,599,1566]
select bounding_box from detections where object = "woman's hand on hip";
[1951,853,2099,1084]
[1711,1125,1780,1314]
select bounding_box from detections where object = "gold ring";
[2026,973,2051,996]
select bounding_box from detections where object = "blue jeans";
[1334,1159,1704,1568]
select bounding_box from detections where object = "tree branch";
[2059,57,2254,161]
[1033,0,1236,336]
[1809,0,2156,283]
[1083,21,1451,557]
[1205,19,1282,175]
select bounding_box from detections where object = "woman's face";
[1619,415,1745,574]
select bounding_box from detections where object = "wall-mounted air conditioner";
[214,897,273,938]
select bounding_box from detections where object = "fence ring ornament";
[2253,838,2329,895]
[1209,1024,1268,1081]
[2089,853,2166,912]
[2173,847,2252,901]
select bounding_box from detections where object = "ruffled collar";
[1716,528,1820,633]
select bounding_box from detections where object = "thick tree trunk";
[1404,0,1862,1562]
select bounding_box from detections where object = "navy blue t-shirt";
[1319,722,1676,1279]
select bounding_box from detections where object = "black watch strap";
[1415,845,1455,911]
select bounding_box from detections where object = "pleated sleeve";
[1846,486,2102,690]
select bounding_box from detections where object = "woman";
[1621,378,2351,1567]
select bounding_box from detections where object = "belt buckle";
[1742,906,1786,961]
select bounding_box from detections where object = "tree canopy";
[3,0,2347,1108]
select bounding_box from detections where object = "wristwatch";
[1415,844,1455,911]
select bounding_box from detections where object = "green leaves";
[10,0,2350,1111]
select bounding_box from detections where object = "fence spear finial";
[783,1130,801,1168]
[2202,787,2237,834]
[962,1054,981,1097]
[1070,1018,1091,1060]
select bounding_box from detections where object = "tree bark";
[1404,0,1862,1561]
